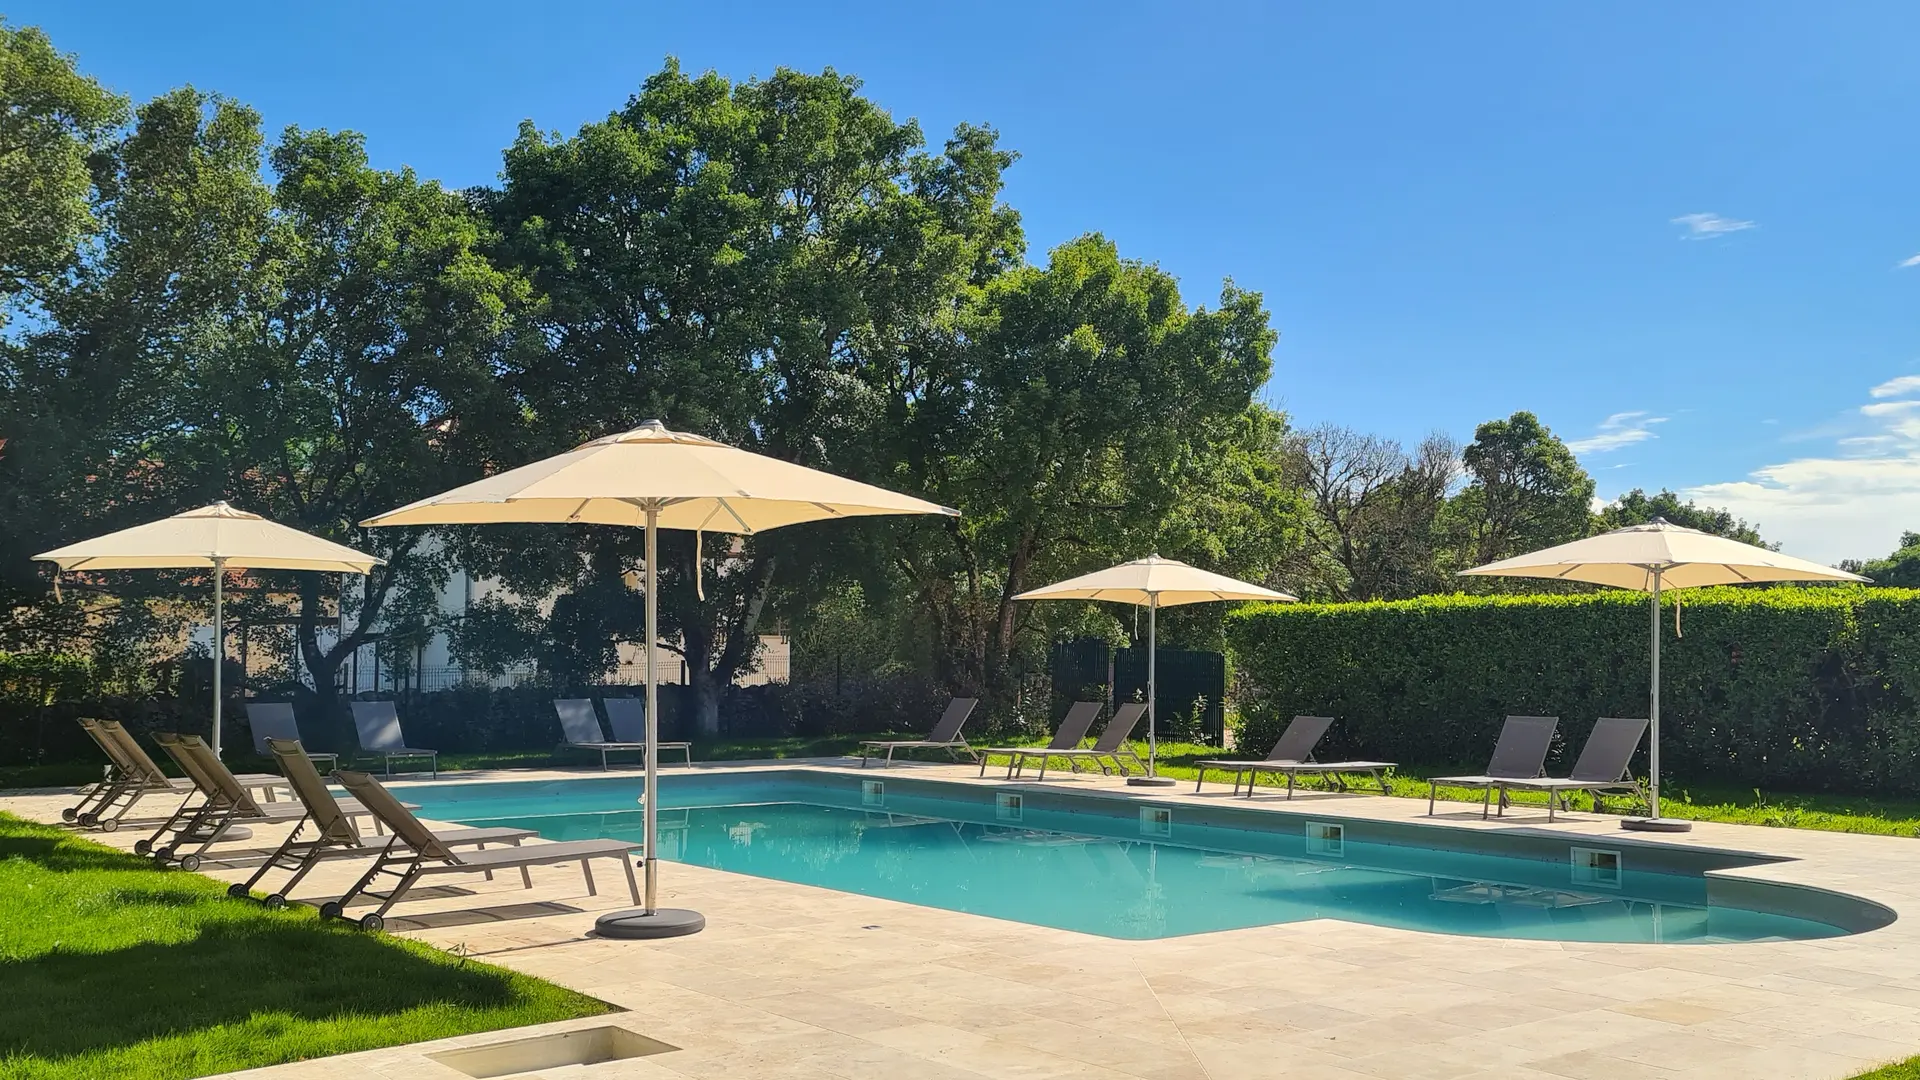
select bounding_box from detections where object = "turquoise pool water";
[400,772,1857,943]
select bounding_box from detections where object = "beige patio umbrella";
[362,419,957,937]
[35,502,383,759]
[1015,555,1297,786]
[1461,519,1867,831]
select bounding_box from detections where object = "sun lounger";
[138,733,391,870]
[600,697,694,766]
[1194,715,1396,798]
[227,738,535,907]
[1016,703,1149,779]
[1492,717,1649,821]
[327,769,642,932]
[247,702,337,771]
[1426,715,1559,818]
[554,698,643,769]
[980,701,1103,779]
[348,700,439,777]
[860,697,980,767]
[66,718,285,831]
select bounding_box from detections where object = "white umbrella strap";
[52,572,60,604]
[695,529,704,601]
[1675,596,1682,638]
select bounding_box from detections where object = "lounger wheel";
[264,894,287,910]
[98,819,118,833]
[178,854,201,871]
[318,901,343,921]
[133,839,152,856]
[226,883,250,899]
[359,913,385,933]
[155,844,175,861]
[77,812,97,827]
[61,808,78,822]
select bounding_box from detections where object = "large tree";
[1597,488,1766,546]
[1448,410,1594,567]
[876,235,1281,700]
[466,60,1020,732]
[0,21,125,325]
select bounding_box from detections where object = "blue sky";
[19,1,1920,562]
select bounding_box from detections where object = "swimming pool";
[399,770,1890,943]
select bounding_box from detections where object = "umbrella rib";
[715,498,755,534]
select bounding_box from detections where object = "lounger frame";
[860,698,980,767]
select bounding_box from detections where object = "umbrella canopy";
[1460,519,1866,830]
[36,502,382,758]
[1014,555,1298,608]
[361,420,956,936]
[36,501,382,574]
[1015,556,1296,784]
[1457,520,1863,591]
[360,421,955,531]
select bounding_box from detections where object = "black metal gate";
[1048,638,1225,745]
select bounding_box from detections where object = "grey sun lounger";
[1194,715,1396,799]
[247,702,337,771]
[1015,703,1149,780]
[228,737,535,908]
[554,698,647,770]
[66,718,286,831]
[980,701,1103,779]
[600,697,693,766]
[860,697,980,767]
[1426,715,1559,818]
[1494,717,1649,821]
[140,733,391,870]
[328,769,642,932]
[349,700,439,777]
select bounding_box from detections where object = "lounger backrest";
[1091,703,1148,752]
[1570,717,1648,783]
[349,700,409,752]
[171,734,265,814]
[79,718,138,775]
[333,769,454,861]
[1485,715,1558,779]
[926,698,979,743]
[603,697,647,744]
[100,720,168,783]
[1268,715,1335,763]
[554,699,607,745]
[1047,701,1103,750]
[247,703,301,756]
[266,737,359,845]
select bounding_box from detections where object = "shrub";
[1225,586,1920,794]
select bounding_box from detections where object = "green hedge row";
[1225,586,1920,794]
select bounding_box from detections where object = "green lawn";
[0,813,610,1080]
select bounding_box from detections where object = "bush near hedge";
[0,670,956,768]
[1225,586,1920,794]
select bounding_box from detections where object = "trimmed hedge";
[1225,586,1920,794]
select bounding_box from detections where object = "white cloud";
[1897,254,1920,269]
[1568,411,1668,455]
[1671,212,1756,240]
[1870,374,1920,398]
[1684,374,1920,563]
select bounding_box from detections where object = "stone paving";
[7,759,1920,1080]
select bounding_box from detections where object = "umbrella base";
[1621,817,1692,833]
[594,908,705,939]
[1126,776,1178,788]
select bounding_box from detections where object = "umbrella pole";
[1624,568,1687,831]
[212,556,226,759]
[1648,572,1660,820]
[643,509,660,913]
[1148,594,1157,776]
[594,503,705,937]
[1127,593,1175,787]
